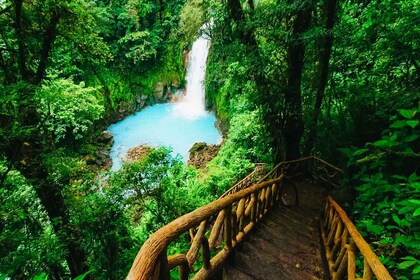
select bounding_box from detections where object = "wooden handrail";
[322,196,393,280]
[126,156,392,280]
[219,163,266,198]
[258,156,342,184]
[126,176,284,279]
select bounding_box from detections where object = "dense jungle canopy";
[0,0,419,279]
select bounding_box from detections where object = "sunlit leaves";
[119,31,162,64]
[345,106,420,278]
[35,78,104,142]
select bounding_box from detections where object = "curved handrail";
[322,196,393,279]
[258,156,342,184]
[127,176,284,279]
[219,163,266,198]
[126,156,392,280]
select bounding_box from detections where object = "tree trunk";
[16,149,89,278]
[304,0,338,155]
[281,1,312,161]
[227,0,256,45]
[13,0,28,82]
[35,12,61,85]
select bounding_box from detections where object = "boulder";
[98,131,114,145]
[124,145,152,163]
[153,82,165,100]
[171,78,180,89]
[188,142,221,169]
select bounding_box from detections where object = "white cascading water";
[108,26,220,170]
[172,35,211,119]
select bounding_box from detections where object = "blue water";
[108,103,221,170]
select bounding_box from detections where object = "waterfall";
[108,26,220,170]
[173,35,211,119]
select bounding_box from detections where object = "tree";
[0,0,107,277]
[304,0,338,155]
[282,1,312,160]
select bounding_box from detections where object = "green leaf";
[408,173,420,182]
[399,109,416,119]
[402,256,417,261]
[408,182,420,191]
[413,208,420,217]
[392,175,407,181]
[407,120,419,128]
[33,273,48,280]
[408,199,420,205]
[392,213,401,224]
[399,260,416,269]
[73,270,92,280]
[413,265,420,274]
[0,271,12,280]
[405,134,420,142]
[354,148,369,156]
[373,140,390,147]
[391,120,408,128]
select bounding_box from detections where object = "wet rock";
[153,82,165,100]
[171,78,180,89]
[183,50,189,68]
[188,142,220,169]
[94,148,112,170]
[98,130,114,145]
[125,145,152,163]
[215,118,229,137]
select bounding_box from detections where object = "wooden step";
[223,180,326,280]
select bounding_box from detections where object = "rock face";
[98,130,114,145]
[152,79,183,103]
[188,142,220,169]
[85,131,113,171]
[153,82,166,100]
[124,145,152,163]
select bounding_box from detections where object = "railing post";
[231,211,238,244]
[224,207,232,249]
[348,241,356,280]
[179,263,189,280]
[202,237,211,269]
[158,249,170,280]
[363,258,373,280]
[251,193,257,223]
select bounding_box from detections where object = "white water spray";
[173,35,211,119]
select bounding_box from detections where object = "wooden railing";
[126,157,392,280]
[219,163,266,198]
[258,156,342,186]
[126,176,285,280]
[322,197,393,280]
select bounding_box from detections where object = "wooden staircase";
[126,157,394,280]
[223,180,325,280]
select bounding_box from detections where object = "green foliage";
[340,105,420,279]
[0,163,67,279]
[1,0,418,278]
[110,147,204,235]
[311,0,419,159]
[36,79,104,142]
[73,270,92,280]
[33,272,48,280]
[178,0,208,47]
[119,31,162,64]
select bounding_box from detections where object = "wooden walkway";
[126,157,393,280]
[223,180,326,279]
